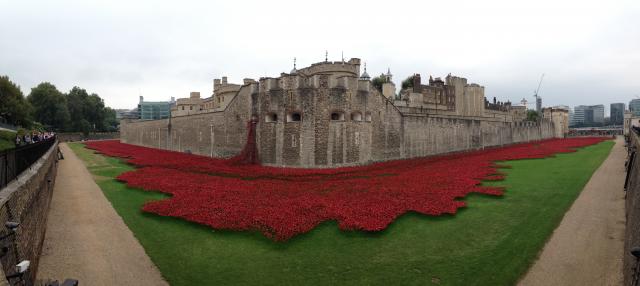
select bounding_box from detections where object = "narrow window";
[351,112,363,121]
[287,112,302,122]
[331,112,344,121]
[265,113,278,123]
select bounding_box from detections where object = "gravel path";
[36,143,168,286]
[518,137,626,286]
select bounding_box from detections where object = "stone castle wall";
[121,73,556,168]
[120,84,254,157]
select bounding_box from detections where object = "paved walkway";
[519,137,626,286]
[37,143,168,286]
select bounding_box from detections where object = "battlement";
[296,58,361,78]
[258,72,371,93]
[445,74,467,86]
[213,77,242,93]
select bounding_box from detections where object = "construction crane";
[533,73,545,113]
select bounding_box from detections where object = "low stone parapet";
[0,141,58,285]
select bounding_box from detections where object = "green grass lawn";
[68,140,614,286]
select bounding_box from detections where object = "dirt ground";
[36,143,168,286]
[518,137,626,286]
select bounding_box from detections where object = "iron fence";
[0,137,56,189]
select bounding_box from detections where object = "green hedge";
[0,130,16,151]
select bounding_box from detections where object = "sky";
[1,0,639,115]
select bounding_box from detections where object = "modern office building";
[610,103,625,125]
[572,105,605,126]
[591,104,605,124]
[115,108,140,120]
[630,99,640,116]
[137,96,175,120]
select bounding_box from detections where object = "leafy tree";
[66,86,114,132]
[526,110,540,122]
[0,75,33,127]
[28,82,70,131]
[87,93,106,131]
[67,86,90,131]
[401,75,415,90]
[103,107,119,131]
[78,119,91,136]
[371,75,385,92]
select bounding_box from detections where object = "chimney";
[413,74,422,92]
[213,79,221,92]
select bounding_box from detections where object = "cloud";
[1,0,639,114]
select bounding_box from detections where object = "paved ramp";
[37,143,168,286]
[519,137,626,286]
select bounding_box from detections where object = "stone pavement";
[36,143,168,286]
[519,137,626,286]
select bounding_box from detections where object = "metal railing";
[0,137,56,189]
[0,120,18,131]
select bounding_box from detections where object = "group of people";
[15,131,55,146]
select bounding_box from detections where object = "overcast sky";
[1,0,639,115]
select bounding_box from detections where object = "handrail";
[0,136,57,189]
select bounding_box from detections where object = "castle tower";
[360,63,370,80]
[385,68,393,82]
[290,57,297,74]
[382,68,396,99]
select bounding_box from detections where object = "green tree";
[28,82,71,131]
[67,86,90,131]
[78,119,91,136]
[371,75,385,92]
[526,110,540,122]
[401,75,415,90]
[87,93,106,131]
[103,107,119,131]
[0,75,33,127]
[66,86,113,132]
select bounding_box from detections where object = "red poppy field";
[85,137,608,241]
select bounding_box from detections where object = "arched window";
[365,112,372,122]
[287,112,302,122]
[265,113,278,123]
[351,112,363,122]
[331,111,345,121]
